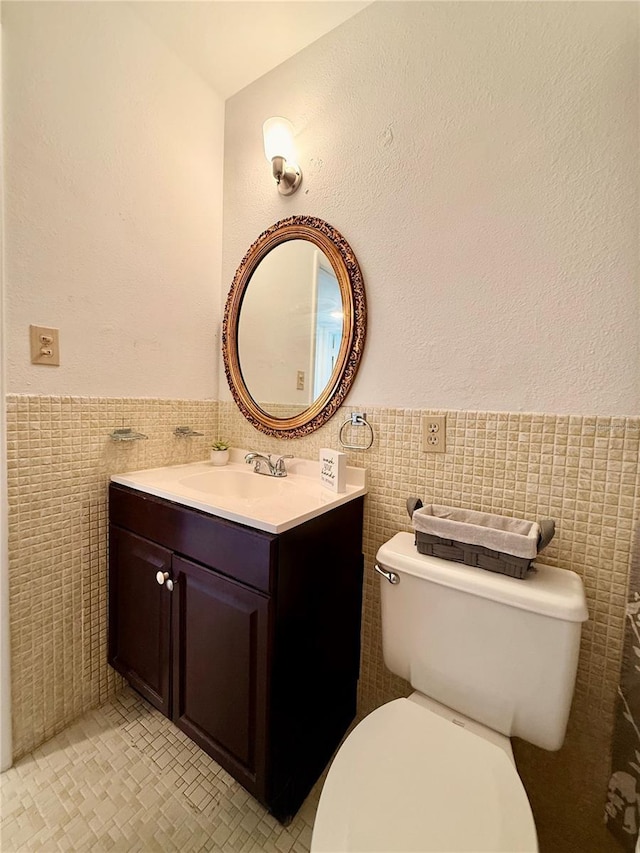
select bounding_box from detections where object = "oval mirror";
[222,216,366,438]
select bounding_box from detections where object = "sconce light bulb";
[263,116,295,162]
[262,116,302,195]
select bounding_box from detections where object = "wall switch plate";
[296,370,305,391]
[30,325,60,366]
[422,415,446,453]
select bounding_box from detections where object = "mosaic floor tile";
[0,688,321,853]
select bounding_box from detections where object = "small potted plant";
[210,440,230,466]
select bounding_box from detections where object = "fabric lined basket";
[406,498,555,580]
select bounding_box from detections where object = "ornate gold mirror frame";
[222,216,366,438]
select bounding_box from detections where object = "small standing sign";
[320,448,347,493]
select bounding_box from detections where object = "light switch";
[30,325,60,366]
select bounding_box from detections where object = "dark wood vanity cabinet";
[171,554,269,794]
[108,483,364,822]
[109,527,173,716]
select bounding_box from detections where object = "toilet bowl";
[311,532,588,853]
[311,694,537,853]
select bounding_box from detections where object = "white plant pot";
[210,449,229,466]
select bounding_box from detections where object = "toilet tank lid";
[377,533,588,622]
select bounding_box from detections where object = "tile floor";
[0,688,320,852]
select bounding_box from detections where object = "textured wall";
[222,1,639,415]
[3,5,639,853]
[2,2,224,399]
[6,396,217,758]
[219,400,640,853]
[5,391,639,850]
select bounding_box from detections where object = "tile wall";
[219,401,640,853]
[6,395,639,852]
[5,396,218,759]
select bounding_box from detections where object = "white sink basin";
[111,451,367,534]
[178,468,289,501]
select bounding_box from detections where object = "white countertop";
[110,449,367,534]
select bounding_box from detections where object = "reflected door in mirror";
[313,263,342,398]
[238,241,343,419]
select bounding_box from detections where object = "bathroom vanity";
[108,459,366,822]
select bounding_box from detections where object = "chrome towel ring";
[338,412,374,451]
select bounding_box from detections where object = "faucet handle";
[274,454,294,473]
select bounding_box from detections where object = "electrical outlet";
[30,325,60,366]
[296,370,305,391]
[422,415,446,453]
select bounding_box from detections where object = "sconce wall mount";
[270,155,302,196]
[263,117,303,196]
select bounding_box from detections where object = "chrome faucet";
[245,452,293,477]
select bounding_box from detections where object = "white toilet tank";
[377,533,589,751]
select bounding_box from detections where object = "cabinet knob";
[156,571,175,591]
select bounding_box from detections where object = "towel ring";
[338,412,374,451]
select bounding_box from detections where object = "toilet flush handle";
[374,564,399,585]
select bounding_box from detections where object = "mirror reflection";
[222,215,366,438]
[238,240,343,419]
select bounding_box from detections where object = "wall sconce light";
[263,116,302,196]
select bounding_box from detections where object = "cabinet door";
[108,526,172,716]
[171,556,269,798]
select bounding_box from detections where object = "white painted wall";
[0,18,13,772]
[238,240,317,408]
[3,2,224,399]
[129,1,371,100]
[222,1,640,416]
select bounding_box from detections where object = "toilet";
[311,532,588,853]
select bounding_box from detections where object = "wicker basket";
[407,499,555,580]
